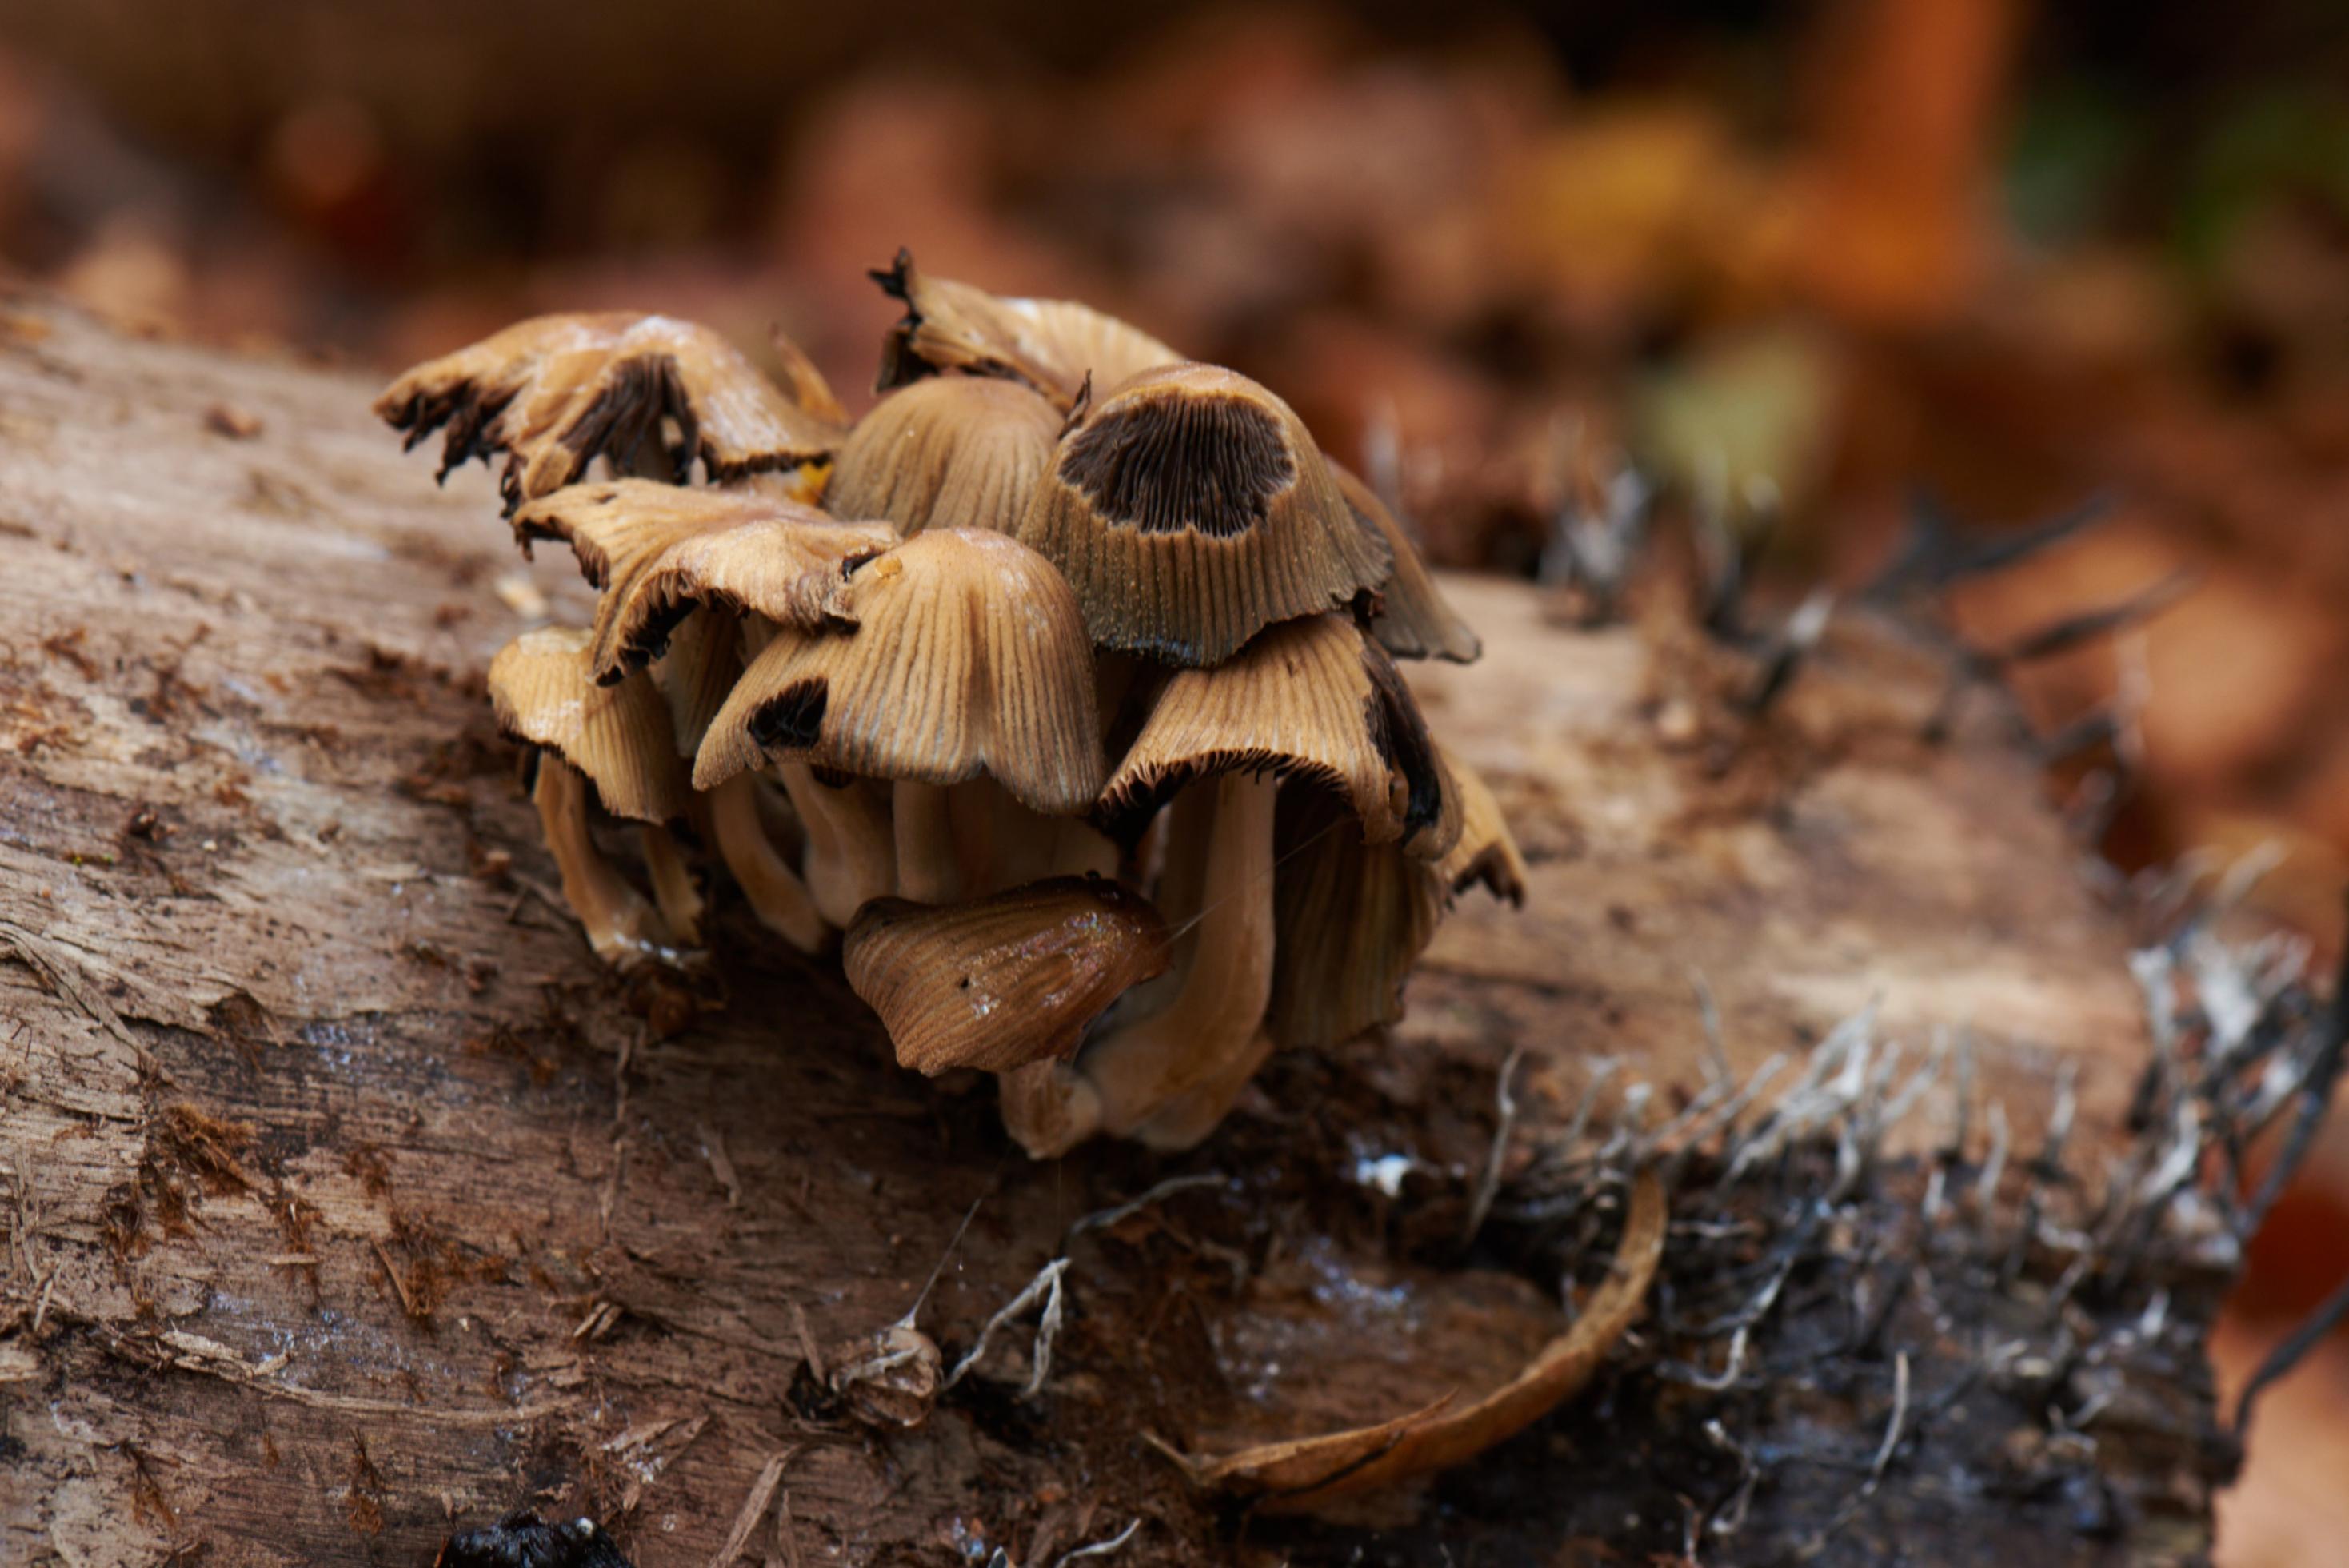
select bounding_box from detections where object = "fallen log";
[0,293,2327,1566]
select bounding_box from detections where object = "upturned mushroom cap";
[1095,613,1447,850]
[1433,744,1528,905]
[693,528,1104,814]
[1264,783,1447,1052]
[1015,364,1392,666]
[826,375,1062,536]
[513,480,896,683]
[844,876,1172,1075]
[489,626,685,823]
[872,250,1180,409]
[374,312,842,513]
[1329,461,1482,664]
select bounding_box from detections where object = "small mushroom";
[697,528,1104,912]
[1329,459,1482,664]
[825,374,1063,536]
[1016,616,1447,1154]
[1016,364,1392,667]
[513,480,894,683]
[488,627,685,824]
[871,249,1180,409]
[844,876,1171,1075]
[375,313,843,513]
[489,627,689,965]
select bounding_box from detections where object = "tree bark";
[0,294,2295,1566]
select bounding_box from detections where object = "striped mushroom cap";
[1094,612,1450,853]
[871,250,1180,409]
[693,528,1104,814]
[1017,365,1392,668]
[826,375,1063,537]
[375,312,843,513]
[488,626,686,823]
[513,479,894,683]
[845,876,1172,1075]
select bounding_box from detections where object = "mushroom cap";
[826,375,1062,537]
[1095,613,1448,850]
[489,626,686,822]
[845,876,1172,1075]
[374,312,842,513]
[693,528,1105,813]
[1433,744,1528,906]
[1329,461,1482,664]
[513,479,896,683]
[871,250,1179,408]
[1015,364,1392,667]
[1264,782,1448,1051]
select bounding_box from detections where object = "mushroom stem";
[1078,771,1279,1138]
[707,772,828,951]
[777,761,896,927]
[531,757,673,967]
[638,825,705,945]
[1130,1026,1276,1151]
[893,779,961,903]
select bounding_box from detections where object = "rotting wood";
[0,293,2326,1566]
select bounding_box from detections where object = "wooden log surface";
[0,294,2260,1566]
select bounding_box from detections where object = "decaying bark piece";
[0,296,2309,1566]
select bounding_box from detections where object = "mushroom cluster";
[378,254,1524,1155]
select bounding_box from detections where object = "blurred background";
[2,0,2343,1556]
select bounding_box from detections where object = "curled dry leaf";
[1168,1169,1666,1512]
[826,373,1063,537]
[513,480,893,682]
[826,1321,942,1430]
[693,529,1104,814]
[845,876,1172,1075]
[1096,613,1447,852]
[488,626,685,823]
[872,250,1181,409]
[1017,363,1392,668]
[1330,460,1482,664]
[374,311,841,513]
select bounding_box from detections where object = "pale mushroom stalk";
[777,761,896,928]
[638,825,705,944]
[705,772,828,951]
[532,759,673,966]
[1130,1026,1277,1151]
[1076,771,1280,1138]
[893,779,961,904]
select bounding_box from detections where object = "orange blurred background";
[3,1,2345,1556]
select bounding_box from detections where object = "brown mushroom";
[488,626,691,964]
[696,528,1103,914]
[513,480,894,683]
[1008,616,1446,1155]
[844,876,1171,1075]
[825,374,1063,537]
[1016,364,1392,667]
[488,626,685,824]
[376,313,843,513]
[1329,460,1482,664]
[871,250,1180,409]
